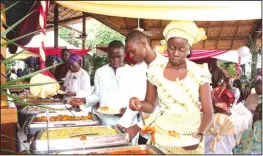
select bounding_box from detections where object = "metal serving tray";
[30,125,130,154]
[57,145,165,155]
[24,112,101,141]
[18,104,76,128]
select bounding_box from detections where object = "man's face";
[255,81,262,95]
[125,40,146,63]
[68,62,80,73]
[63,51,70,63]
[108,47,125,70]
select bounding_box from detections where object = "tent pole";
[54,3,59,48]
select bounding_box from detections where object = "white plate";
[96,107,119,115]
[156,134,200,147]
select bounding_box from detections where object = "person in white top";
[9,68,17,80]
[70,40,135,125]
[117,30,166,144]
[63,54,92,98]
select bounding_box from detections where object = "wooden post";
[54,4,59,48]
[82,13,86,49]
[1,3,18,154]
[1,3,8,107]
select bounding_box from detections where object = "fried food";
[40,127,118,140]
[90,150,151,155]
[100,106,109,111]
[33,114,93,122]
[168,130,180,139]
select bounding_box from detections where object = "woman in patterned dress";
[129,21,214,154]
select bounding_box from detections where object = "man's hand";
[66,91,76,97]
[125,124,141,141]
[119,107,127,117]
[69,98,85,107]
[129,97,141,111]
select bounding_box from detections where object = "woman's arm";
[129,81,158,113]
[199,82,214,134]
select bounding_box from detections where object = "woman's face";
[167,37,190,66]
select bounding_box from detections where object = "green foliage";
[247,35,262,84]
[84,54,108,85]
[220,62,237,77]
[58,18,125,52]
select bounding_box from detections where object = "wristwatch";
[196,132,203,142]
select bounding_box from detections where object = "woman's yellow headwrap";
[158,20,207,54]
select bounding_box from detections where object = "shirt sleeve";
[146,67,156,86]
[76,70,92,98]
[200,63,212,86]
[63,71,70,88]
[85,70,100,107]
[117,107,138,128]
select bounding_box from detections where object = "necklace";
[176,77,180,82]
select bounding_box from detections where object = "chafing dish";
[57,145,165,154]
[18,104,76,127]
[24,112,101,141]
[30,125,129,154]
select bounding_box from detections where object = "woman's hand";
[129,97,141,111]
[182,132,201,150]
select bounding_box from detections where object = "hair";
[11,68,16,73]
[233,79,244,100]
[208,58,227,88]
[61,48,70,56]
[125,30,148,43]
[108,40,125,49]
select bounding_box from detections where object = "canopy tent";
[57,1,261,21]
[6,31,91,60]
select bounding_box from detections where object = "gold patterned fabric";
[207,113,236,152]
[144,58,211,154]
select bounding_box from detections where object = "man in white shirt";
[70,40,134,125]
[63,54,92,98]
[117,30,166,144]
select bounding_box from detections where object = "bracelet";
[196,132,203,142]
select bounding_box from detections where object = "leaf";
[3,63,62,86]
[1,29,40,47]
[1,81,62,90]
[1,10,35,38]
[1,134,31,154]
[0,1,20,14]
[1,49,26,64]
[0,149,17,154]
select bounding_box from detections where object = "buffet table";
[15,97,164,155]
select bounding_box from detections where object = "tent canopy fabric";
[25,47,90,58]
[57,1,261,21]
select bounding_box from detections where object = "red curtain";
[162,50,229,61]
[16,2,41,46]
[25,47,91,57]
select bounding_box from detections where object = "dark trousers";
[138,134,148,145]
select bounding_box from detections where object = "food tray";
[30,125,130,154]
[18,105,74,127]
[24,112,101,141]
[57,145,165,155]
[24,98,62,105]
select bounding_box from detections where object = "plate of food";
[96,106,119,115]
[155,131,200,147]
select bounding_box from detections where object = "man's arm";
[85,70,100,106]
[76,71,92,98]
